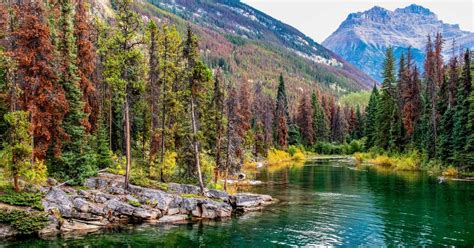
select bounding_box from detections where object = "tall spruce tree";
[365,84,379,148]
[375,47,396,150]
[452,50,472,166]
[465,50,474,167]
[50,0,95,184]
[311,91,328,142]
[275,73,289,148]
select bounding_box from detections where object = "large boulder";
[104,199,135,217]
[229,193,273,212]
[201,200,232,219]
[133,187,174,212]
[43,188,74,218]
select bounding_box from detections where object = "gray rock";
[43,188,73,218]
[229,193,273,211]
[104,199,135,216]
[168,183,200,195]
[71,212,103,221]
[201,200,232,219]
[94,192,114,203]
[206,189,229,201]
[157,215,189,223]
[167,208,180,215]
[0,224,17,239]
[73,198,90,213]
[180,198,199,212]
[60,220,102,233]
[132,208,155,219]
[138,188,174,212]
[108,186,125,195]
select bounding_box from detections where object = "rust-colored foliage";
[13,1,68,159]
[237,77,252,137]
[296,94,314,145]
[74,0,96,132]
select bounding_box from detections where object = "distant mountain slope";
[93,0,375,104]
[323,4,474,81]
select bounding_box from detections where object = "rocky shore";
[0,173,275,239]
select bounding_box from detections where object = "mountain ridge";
[323,4,474,81]
[93,0,376,100]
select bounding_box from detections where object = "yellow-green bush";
[370,155,395,167]
[392,150,421,171]
[292,148,305,161]
[353,152,373,163]
[442,166,459,177]
[267,148,291,164]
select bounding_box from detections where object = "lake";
[3,161,474,247]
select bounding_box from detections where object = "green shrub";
[0,209,49,234]
[0,188,44,210]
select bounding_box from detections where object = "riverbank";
[0,173,275,240]
[353,152,474,180]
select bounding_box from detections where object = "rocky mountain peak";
[395,4,435,16]
[323,4,474,81]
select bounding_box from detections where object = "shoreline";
[0,173,275,240]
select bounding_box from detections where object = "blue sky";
[241,0,474,43]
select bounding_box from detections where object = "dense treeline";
[0,0,360,193]
[364,35,473,170]
[1,1,471,194]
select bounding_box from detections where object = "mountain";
[93,0,375,108]
[323,4,474,82]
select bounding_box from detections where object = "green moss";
[130,176,169,192]
[128,199,141,207]
[180,193,204,199]
[0,209,49,234]
[0,188,44,210]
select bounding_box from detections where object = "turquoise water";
[3,162,474,247]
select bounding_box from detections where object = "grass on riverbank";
[354,151,465,177]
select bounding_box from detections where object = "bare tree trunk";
[191,95,204,194]
[124,96,131,189]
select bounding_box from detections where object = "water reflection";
[2,161,473,247]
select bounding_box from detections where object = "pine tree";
[311,91,328,142]
[465,50,474,167]
[331,105,344,143]
[49,0,95,184]
[437,55,458,163]
[13,1,68,160]
[183,26,206,193]
[365,84,379,148]
[422,34,443,159]
[353,105,364,140]
[375,47,396,150]
[102,0,145,188]
[147,20,160,164]
[296,94,314,145]
[212,69,225,182]
[452,50,472,166]
[74,0,96,132]
[275,73,289,148]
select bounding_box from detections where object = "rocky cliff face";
[323,4,474,81]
